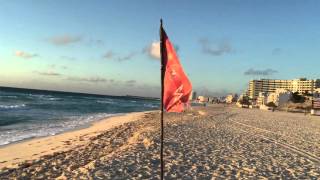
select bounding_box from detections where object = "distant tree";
[233,94,239,102]
[291,92,305,103]
[239,96,250,105]
[303,90,313,97]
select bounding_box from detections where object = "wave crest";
[0,104,26,109]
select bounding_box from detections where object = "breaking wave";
[0,104,26,109]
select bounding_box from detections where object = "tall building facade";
[189,91,197,101]
[247,78,320,99]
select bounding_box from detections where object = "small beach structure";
[311,98,320,115]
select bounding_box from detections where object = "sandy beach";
[1,105,320,179]
[0,112,147,169]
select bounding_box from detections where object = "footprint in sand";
[63,141,72,146]
[50,146,60,150]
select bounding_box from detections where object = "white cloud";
[15,50,38,59]
[144,41,160,60]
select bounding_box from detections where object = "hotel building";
[189,91,197,101]
[247,78,320,99]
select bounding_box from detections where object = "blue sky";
[1,0,320,97]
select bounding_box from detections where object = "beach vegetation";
[290,92,305,103]
[238,97,250,106]
[302,90,313,97]
[266,102,277,108]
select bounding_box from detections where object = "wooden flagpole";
[159,18,165,180]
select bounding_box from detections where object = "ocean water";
[0,87,159,146]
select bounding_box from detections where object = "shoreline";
[0,110,154,169]
[0,113,125,148]
[0,122,92,149]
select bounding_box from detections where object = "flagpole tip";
[160,19,163,26]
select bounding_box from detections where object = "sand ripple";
[1,105,320,179]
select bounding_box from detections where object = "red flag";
[161,27,192,112]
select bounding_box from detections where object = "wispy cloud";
[34,70,61,76]
[103,51,136,62]
[244,68,278,76]
[125,80,136,86]
[67,76,108,83]
[48,64,68,70]
[196,86,228,97]
[47,34,82,46]
[199,38,233,56]
[61,56,76,61]
[67,76,138,87]
[103,50,115,59]
[116,52,136,62]
[272,48,282,55]
[87,39,104,46]
[15,50,38,59]
[174,44,180,53]
[48,64,56,68]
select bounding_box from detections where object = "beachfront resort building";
[247,78,320,99]
[254,89,291,107]
[267,89,291,106]
[314,88,320,98]
[197,96,209,103]
[256,92,267,106]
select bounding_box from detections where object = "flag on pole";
[160,26,192,112]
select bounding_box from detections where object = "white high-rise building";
[247,78,320,99]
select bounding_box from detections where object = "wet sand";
[0,112,147,169]
[1,105,320,179]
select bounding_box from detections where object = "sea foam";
[0,104,26,109]
[0,113,121,146]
